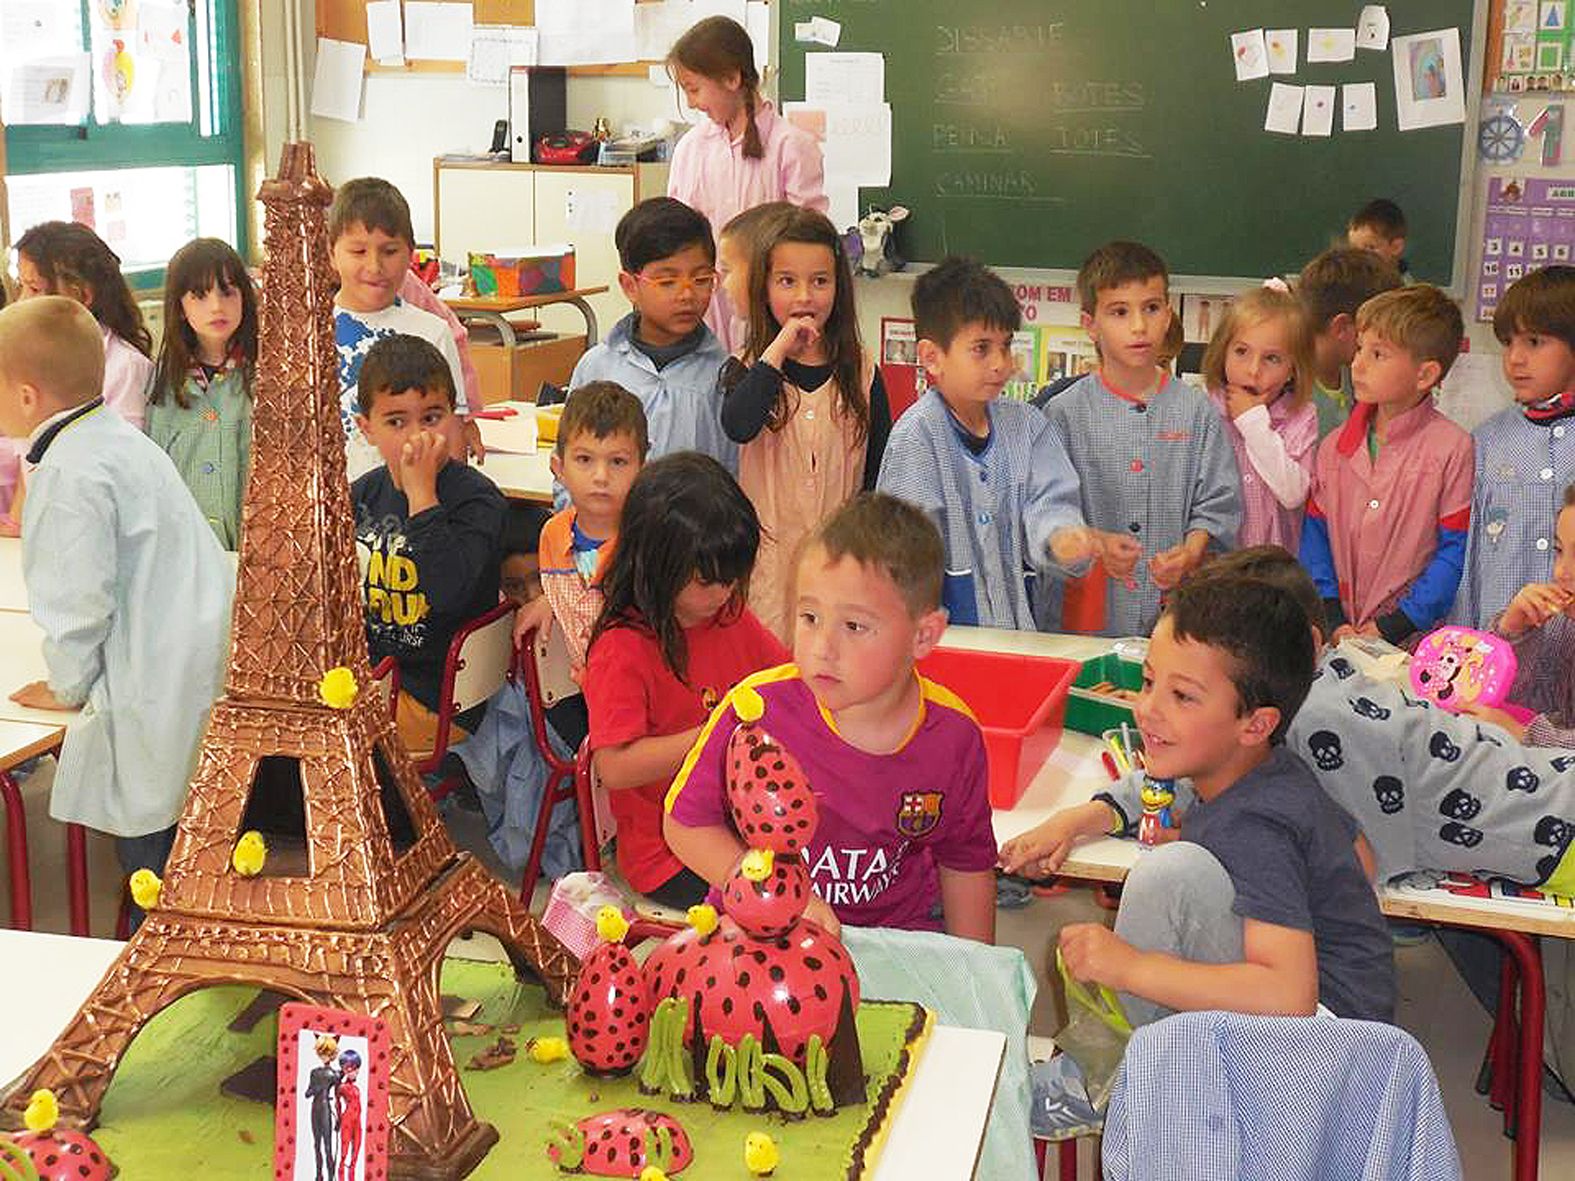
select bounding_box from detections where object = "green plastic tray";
[1065,651,1141,736]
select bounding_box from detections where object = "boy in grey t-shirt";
[1000,575,1394,1025]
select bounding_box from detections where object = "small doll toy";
[1137,778,1177,848]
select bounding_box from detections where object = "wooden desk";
[0,928,1004,1180]
[444,286,609,348]
[0,538,23,613]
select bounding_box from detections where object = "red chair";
[518,623,605,905]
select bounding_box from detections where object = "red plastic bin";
[916,647,1082,809]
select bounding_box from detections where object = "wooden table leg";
[1,771,31,930]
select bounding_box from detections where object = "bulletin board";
[313,0,670,75]
[779,0,1486,285]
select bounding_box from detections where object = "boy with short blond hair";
[1453,265,1575,626]
[1298,247,1404,438]
[1001,573,1394,1025]
[1044,241,1240,637]
[0,296,232,904]
[351,334,504,752]
[1300,285,1474,646]
[330,176,472,479]
[664,492,998,940]
[513,381,649,673]
[567,197,735,471]
[877,255,1096,630]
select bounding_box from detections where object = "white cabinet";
[433,160,668,341]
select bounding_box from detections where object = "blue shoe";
[1030,1055,1104,1140]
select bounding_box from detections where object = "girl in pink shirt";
[667,16,827,352]
[1203,284,1319,552]
[720,207,890,641]
[1,221,154,531]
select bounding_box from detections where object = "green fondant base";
[81,959,922,1178]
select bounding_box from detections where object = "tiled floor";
[7,754,1575,1178]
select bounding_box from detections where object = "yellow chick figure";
[638,1168,668,1181]
[740,848,774,882]
[128,868,162,911]
[686,903,719,937]
[232,830,268,877]
[317,666,358,709]
[734,685,764,723]
[744,1130,779,1176]
[22,1089,58,1134]
[528,1036,569,1064]
[595,904,630,944]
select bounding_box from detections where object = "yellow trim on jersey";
[662,664,982,815]
[663,663,801,814]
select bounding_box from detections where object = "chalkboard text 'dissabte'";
[935,24,1066,54]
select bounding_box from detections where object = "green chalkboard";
[778,1,1483,283]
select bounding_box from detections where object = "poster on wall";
[1475,175,1575,321]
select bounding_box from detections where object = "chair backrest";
[1101,1011,1462,1181]
[445,602,518,715]
[531,619,580,709]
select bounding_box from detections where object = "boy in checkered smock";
[1043,242,1241,638]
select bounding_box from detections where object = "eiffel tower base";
[0,854,570,1180]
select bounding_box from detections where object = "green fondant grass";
[85,960,921,1178]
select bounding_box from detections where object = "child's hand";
[1058,922,1138,992]
[0,514,17,538]
[9,681,73,711]
[1223,382,1273,420]
[998,802,1113,877]
[762,314,820,368]
[512,594,555,649]
[1499,582,1575,639]
[1458,701,1529,741]
[1331,623,1358,644]
[457,417,485,465]
[1149,543,1199,590]
[1048,525,1097,569]
[398,429,447,507]
[1095,531,1143,579]
[804,894,841,938]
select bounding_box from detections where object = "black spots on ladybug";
[786,997,803,1016]
[730,943,745,958]
[814,983,828,1001]
[754,765,769,779]
[753,949,771,964]
[1507,766,1541,794]
[721,996,734,1015]
[738,970,752,988]
[752,1000,767,1023]
[803,955,823,971]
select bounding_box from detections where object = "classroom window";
[1,0,246,287]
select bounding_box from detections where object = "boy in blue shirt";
[1002,573,1394,1026]
[567,197,736,471]
[876,256,1104,629]
[351,334,505,753]
[1044,241,1240,637]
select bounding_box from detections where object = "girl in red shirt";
[585,452,788,907]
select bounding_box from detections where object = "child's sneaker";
[1029,1054,1104,1141]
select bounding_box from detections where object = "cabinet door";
[435,165,537,264]
[531,170,635,339]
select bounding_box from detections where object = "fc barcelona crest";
[896,791,943,838]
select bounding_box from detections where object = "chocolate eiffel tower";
[1,144,575,1179]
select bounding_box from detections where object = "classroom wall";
[276,7,1520,426]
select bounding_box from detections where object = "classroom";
[3,0,1575,1178]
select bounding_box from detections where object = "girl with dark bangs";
[584,451,788,909]
[146,238,259,549]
